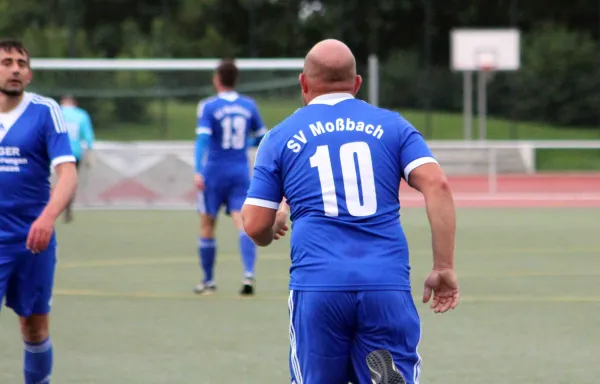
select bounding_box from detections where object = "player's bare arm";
[27,162,78,253]
[241,205,278,247]
[408,162,459,313]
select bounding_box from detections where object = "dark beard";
[0,87,24,97]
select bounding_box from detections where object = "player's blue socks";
[239,231,256,278]
[199,238,216,283]
[24,337,53,384]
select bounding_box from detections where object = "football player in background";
[60,94,95,223]
[194,59,267,296]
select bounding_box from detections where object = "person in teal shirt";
[60,95,95,222]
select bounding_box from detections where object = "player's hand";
[194,173,205,191]
[26,214,55,254]
[422,268,459,313]
[272,210,289,240]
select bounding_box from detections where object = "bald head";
[299,39,361,104]
[303,39,357,85]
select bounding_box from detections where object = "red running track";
[399,173,600,207]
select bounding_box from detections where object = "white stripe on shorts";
[413,326,422,383]
[288,290,303,384]
[196,192,206,214]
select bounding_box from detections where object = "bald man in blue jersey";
[242,40,459,384]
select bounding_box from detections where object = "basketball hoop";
[477,52,496,73]
[451,28,521,141]
[479,63,495,72]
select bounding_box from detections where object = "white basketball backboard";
[451,29,520,71]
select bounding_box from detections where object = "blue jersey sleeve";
[196,100,213,136]
[195,101,213,174]
[247,103,267,147]
[245,131,283,210]
[397,117,438,181]
[45,100,76,168]
[195,134,210,174]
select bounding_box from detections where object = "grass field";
[1,208,600,383]
[99,100,600,171]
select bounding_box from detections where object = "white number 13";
[310,141,377,217]
[221,115,247,149]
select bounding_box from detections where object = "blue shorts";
[288,290,422,384]
[197,169,250,217]
[0,246,57,318]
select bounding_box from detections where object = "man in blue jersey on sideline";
[194,59,267,296]
[60,94,95,223]
[0,39,78,384]
[241,39,459,384]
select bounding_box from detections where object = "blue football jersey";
[0,92,75,248]
[196,91,267,171]
[245,93,438,291]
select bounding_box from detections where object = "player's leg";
[288,290,356,384]
[229,210,256,295]
[64,159,81,223]
[227,176,257,295]
[21,315,52,384]
[194,187,222,294]
[351,291,422,384]
[6,246,57,384]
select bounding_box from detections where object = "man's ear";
[299,73,309,94]
[353,75,362,95]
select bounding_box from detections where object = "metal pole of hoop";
[477,53,497,193]
[477,52,495,141]
[488,146,498,194]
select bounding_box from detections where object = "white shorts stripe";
[413,326,423,383]
[288,290,303,384]
[196,192,206,214]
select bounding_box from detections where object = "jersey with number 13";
[245,94,438,292]
[196,92,266,170]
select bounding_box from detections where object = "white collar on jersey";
[308,92,354,106]
[0,92,33,141]
[218,91,239,102]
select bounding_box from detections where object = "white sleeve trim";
[244,197,280,210]
[254,127,267,136]
[51,155,76,169]
[196,127,212,135]
[404,157,438,181]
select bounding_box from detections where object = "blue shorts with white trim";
[288,290,422,384]
[197,166,250,217]
[0,245,57,318]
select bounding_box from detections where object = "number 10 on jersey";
[310,141,377,217]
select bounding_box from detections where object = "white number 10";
[309,141,377,217]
